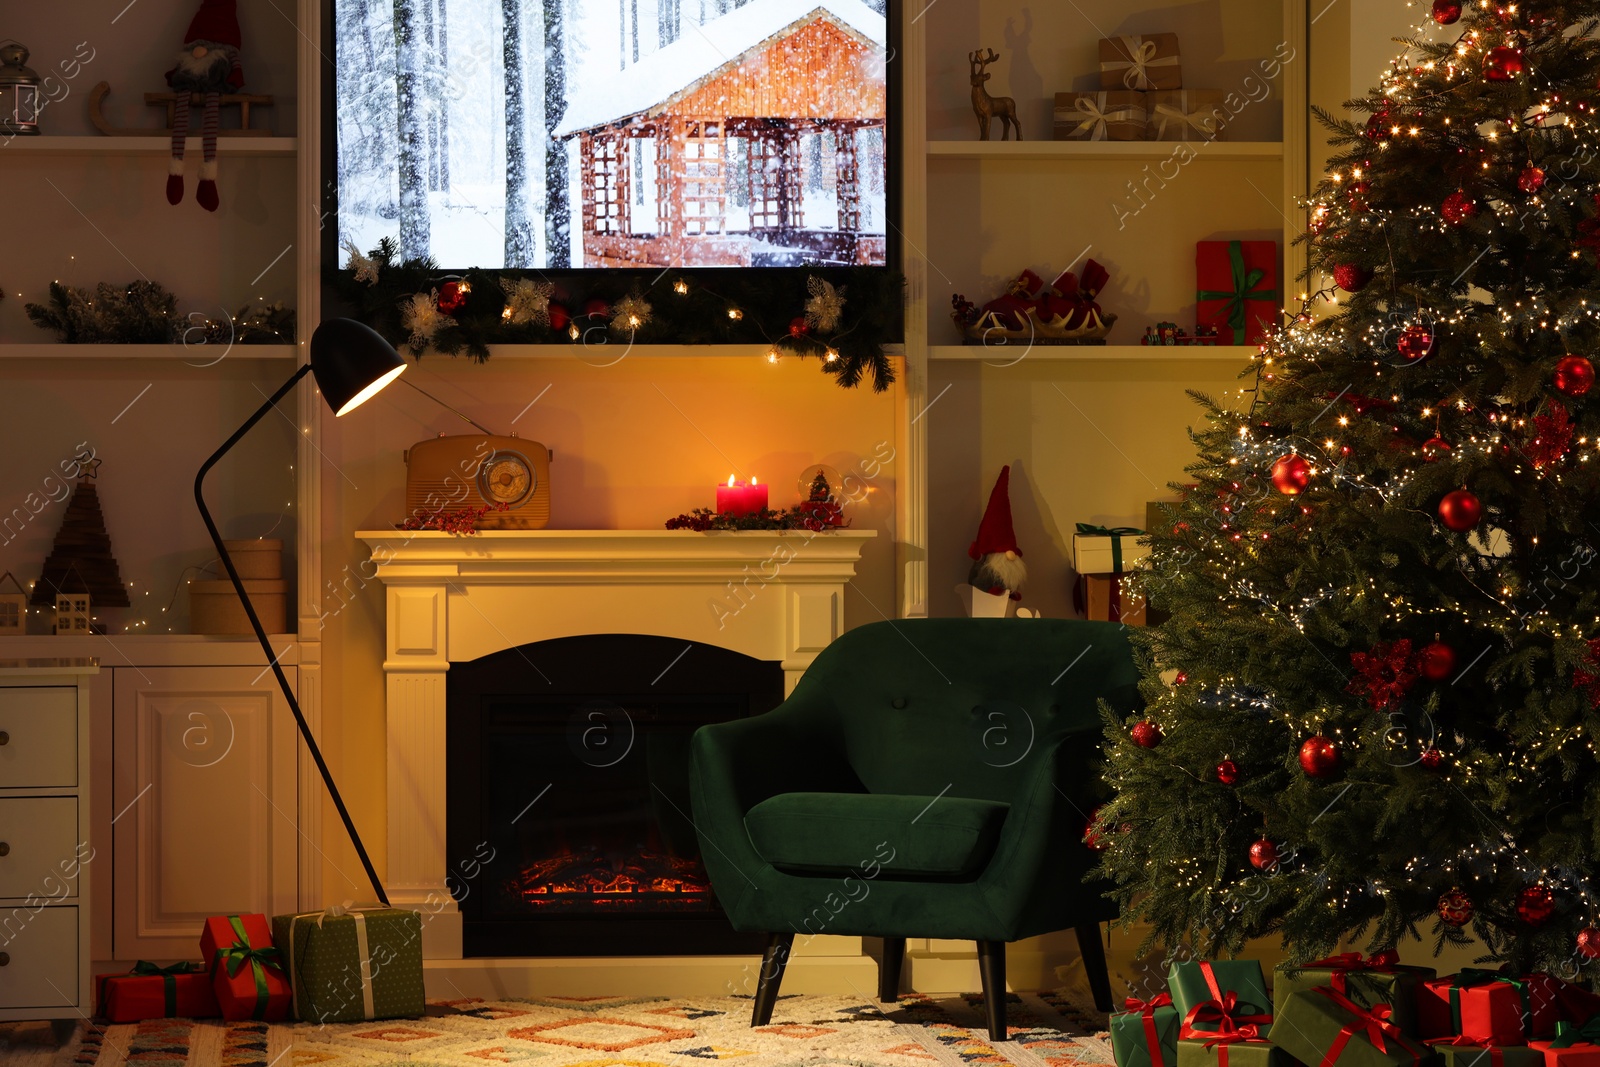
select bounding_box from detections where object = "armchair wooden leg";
[976,940,1008,1042]
[1075,923,1114,1013]
[879,937,906,1002]
[751,932,794,1026]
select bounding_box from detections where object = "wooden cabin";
[553,0,888,268]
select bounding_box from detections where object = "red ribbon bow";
[1314,985,1424,1067]
[1302,952,1400,998]
[1124,993,1174,1067]
[1180,992,1273,1067]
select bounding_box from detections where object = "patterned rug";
[4,991,1112,1067]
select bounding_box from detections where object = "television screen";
[333,0,892,271]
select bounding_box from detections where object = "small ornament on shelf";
[968,48,1021,141]
[0,41,42,136]
[399,501,511,535]
[0,572,25,634]
[953,261,1117,345]
[54,592,91,635]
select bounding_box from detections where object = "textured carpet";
[3,991,1113,1067]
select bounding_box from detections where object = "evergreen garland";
[25,280,296,346]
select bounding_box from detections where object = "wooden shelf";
[926,140,1284,162]
[3,135,297,155]
[928,344,1259,363]
[0,633,299,668]
[0,343,298,360]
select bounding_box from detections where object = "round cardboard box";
[190,578,287,634]
[223,539,283,580]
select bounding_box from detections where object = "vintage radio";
[404,434,551,530]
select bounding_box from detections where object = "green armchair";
[689,618,1141,1040]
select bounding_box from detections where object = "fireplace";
[447,633,782,957]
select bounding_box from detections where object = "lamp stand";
[194,362,390,907]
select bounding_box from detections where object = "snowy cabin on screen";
[552,0,888,268]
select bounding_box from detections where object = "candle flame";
[728,474,737,487]
[751,476,758,485]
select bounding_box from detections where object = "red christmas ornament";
[1216,759,1241,786]
[1418,640,1457,682]
[1334,263,1374,293]
[788,316,811,338]
[1438,888,1474,926]
[437,280,470,314]
[582,297,610,320]
[548,302,571,331]
[1573,638,1600,710]
[1554,355,1596,397]
[1131,720,1163,748]
[1299,736,1341,778]
[1432,0,1462,24]
[1422,437,1452,462]
[1578,927,1600,959]
[1530,400,1575,469]
[1439,488,1483,532]
[1420,747,1444,770]
[1249,838,1279,870]
[1517,885,1557,927]
[1442,191,1477,224]
[1484,47,1525,82]
[1348,180,1371,213]
[1519,165,1547,194]
[1083,808,1107,851]
[1272,454,1312,495]
[1364,111,1390,142]
[1348,639,1418,711]
[1397,324,1435,361]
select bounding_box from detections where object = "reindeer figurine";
[969,48,1021,141]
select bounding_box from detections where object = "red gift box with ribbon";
[1196,241,1279,346]
[96,961,221,1022]
[1532,1018,1600,1067]
[199,913,292,1022]
[1418,971,1561,1044]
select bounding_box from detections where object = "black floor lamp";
[194,319,406,907]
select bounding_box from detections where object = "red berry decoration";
[1418,640,1457,682]
[788,316,812,338]
[1518,885,1557,927]
[1519,165,1547,194]
[436,280,470,314]
[1369,948,1401,967]
[1555,355,1596,397]
[1084,808,1107,851]
[1272,454,1312,495]
[1484,47,1525,82]
[1334,263,1374,293]
[1439,489,1483,532]
[1131,720,1163,748]
[1442,191,1477,225]
[1216,759,1241,786]
[1397,324,1435,361]
[1249,838,1279,870]
[1299,736,1341,778]
[1438,888,1474,926]
[1578,927,1600,959]
[1420,747,1444,770]
[1348,180,1371,213]
[1432,0,1462,23]
[1422,437,1452,462]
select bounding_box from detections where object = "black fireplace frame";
[447,633,782,958]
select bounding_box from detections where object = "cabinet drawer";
[0,799,79,900]
[0,689,76,789]
[0,906,77,1009]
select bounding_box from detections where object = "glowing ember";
[510,846,716,911]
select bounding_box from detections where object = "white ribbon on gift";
[1152,98,1223,140]
[280,901,383,1022]
[1062,94,1143,141]
[1101,35,1180,90]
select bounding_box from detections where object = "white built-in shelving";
[4,136,298,155]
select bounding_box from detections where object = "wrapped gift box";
[1417,972,1560,1044]
[1055,91,1147,141]
[1100,33,1183,91]
[1146,90,1228,142]
[1112,994,1180,1067]
[96,961,220,1022]
[1074,526,1150,575]
[200,914,292,1022]
[1177,1037,1292,1067]
[1273,955,1436,1037]
[271,907,425,1023]
[1429,1040,1543,1067]
[1168,960,1272,1030]
[1532,1022,1600,1067]
[1197,241,1279,346]
[1084,574,1147,626]
[1273,985,1432,1067]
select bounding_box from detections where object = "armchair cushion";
[744,792,1009,878]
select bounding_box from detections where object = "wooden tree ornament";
[30,459,130,608]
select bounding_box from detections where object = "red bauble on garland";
[1083,808,1108,851]
[1438,888,1473,926]
[1484,47,1525,81]
[436,280,470,314]
[789,316,812,338]
[1418,640,1457,682]
[1432,0,1462,23]
[1518,885,1557,927]
[1249,838,1279,870]
[1364,110,1390,142]
[1348,181,1371,213]
[1216,759,1241,786]
[1442,191,1477,224]
[1578,927,1600,959]
[1334,263,1374,293]
[1299,736,1340,778]
[1439,488,1483,532]
[1555,355,1596,397]
[1397,324,1435,361]
[1272,454,1312,495]
[548,302,572,332]
[1422,437,1452,462]
[1131,720,1163,748]
[1519,165,1547,194]
[1420,747,1444,770]
[582,297,611,321]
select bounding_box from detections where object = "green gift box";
[1272,985,1434,1067]
[270,907,425,1023]
[1430,1043,1543,1067]
[1178,1036,1295,1067]
[1274,955,1436,1038]
[1169,960,1273,1031]
[1113,995,1181,1067]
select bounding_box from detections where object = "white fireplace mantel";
[356,529,875,963]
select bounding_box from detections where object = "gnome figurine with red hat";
[165,0,245,211]
[966,466,1027,611]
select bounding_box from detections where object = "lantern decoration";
[0,41,41,136]
[1555,355,1596,397]
[1439,488,1483,532]
[1272,454,1312,495]
[54,593,90,636]
[1484,47,1525,82]
[0,572,24,635]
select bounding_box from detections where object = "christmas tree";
[1097,2,1600,974]
[32,462,129,608]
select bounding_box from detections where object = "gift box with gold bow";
[1273,985,1432,1067]
[96,960,221,1022]
[271,906,425,1023]
[1113,993,1182,1067]
[200,913,293,1022]
[1055,91,1146,141]
[1145,90,1228,142]
[1273,953,1436,1038]
[1100,34,1183,91]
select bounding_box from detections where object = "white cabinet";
[0,665,96,1023]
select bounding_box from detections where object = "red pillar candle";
[716,475,768,517]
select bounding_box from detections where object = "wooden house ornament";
[55,592,90,635]
[0,572,25,635]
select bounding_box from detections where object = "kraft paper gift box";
[1100,33,1183,91]
[1273,955,1436,1038]
[1168,960,1273,1030]
[1417,972,1561,1044]
[1146,90,1228,142]
[1112,994,1181,1067]
[1272,985,1433,1067]
[199,913,293,1022]
[271,907,425,1023]
[1196,241,1280,346]
[1056,91,1147,141]
[1428,1040,1543,1067]
[1084,574,1148,626]
[96,961,221,1022]
[1177,1036,1294,1067]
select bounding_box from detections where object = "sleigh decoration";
[952,261,1117,345]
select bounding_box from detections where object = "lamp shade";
[309,318,407,416]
